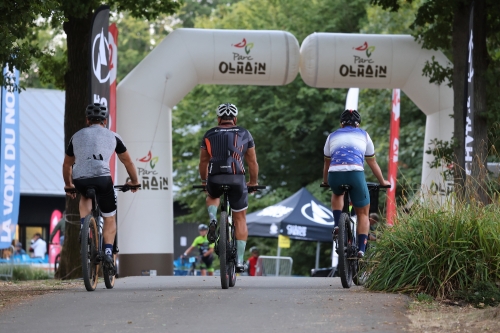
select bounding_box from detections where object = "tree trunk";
[56,12,92,279]
[451,1,470,200]
[469,0,489,205]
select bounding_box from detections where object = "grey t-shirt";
[66,125,127,179]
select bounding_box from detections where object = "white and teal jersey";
[323,127,375,172]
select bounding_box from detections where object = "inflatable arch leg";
[116,29,299,277]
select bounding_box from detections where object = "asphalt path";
[0,276,410,333]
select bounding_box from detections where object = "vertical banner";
[48,210,62,265]
[90,5,110,107]
[108,23,118,181]
[0,66,21,249]
[387,89,400,226]
[464,3,474,176]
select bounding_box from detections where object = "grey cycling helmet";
[216,103,238,117]
[249,246,259,253]
[85,103,108,120]
[198,224,208,231]
[340,109,361,126]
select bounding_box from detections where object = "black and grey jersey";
[200,126,255,175]
[66,124,127,180]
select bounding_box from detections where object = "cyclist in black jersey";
[62,103,140,267]
[199,103,259,273]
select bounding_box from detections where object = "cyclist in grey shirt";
[63,103,140,266]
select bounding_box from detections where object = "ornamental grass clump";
[364,198,500,304]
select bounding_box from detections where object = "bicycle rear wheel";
[228,219,236,287]
[103,253,116,289]
[81,215,99,291]
[337,213,353,288]
[219,211,229,289]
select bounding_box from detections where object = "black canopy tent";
[247,188,335,270]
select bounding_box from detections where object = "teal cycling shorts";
[328,171,370,208]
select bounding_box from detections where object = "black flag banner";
[464,2,474,176]
[89,5,110,107]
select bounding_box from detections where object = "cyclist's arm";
[365,156,388,185]
[117,151,139,185]
[244,147,259,185]
[204,246,214,257]
[323,157,330,184]
[63,154,75,187]
[199,148,210,181]
[183,246,195,256]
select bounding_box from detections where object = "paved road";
[0,276,410,333]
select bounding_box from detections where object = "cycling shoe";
[236,262,247,273]
[103,255,116,274]
[207,220,217,243]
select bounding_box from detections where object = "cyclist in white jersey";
[322,109,389,258]
[63,103,140,267]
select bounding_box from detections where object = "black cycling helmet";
[216,103,238,118]
[85,103,108,120]
[249,246,259,253]
[340,109,361,126]
[198,224,208,231]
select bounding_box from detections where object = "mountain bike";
[193,184,265,289]
[65,184,140,291]
[321,182,390,288]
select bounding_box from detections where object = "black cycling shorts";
[207,174,248,212]
[73,176,117,217]
[200,255,214,269]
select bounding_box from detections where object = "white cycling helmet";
[216,103,238,117]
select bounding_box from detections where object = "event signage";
[0,66,21,249]
[89,5,110,107]
[214,33,271,81]
[335,36,391,84]
[108,23,118,181]
[131,150,168,190]
[278,234,290,248]
[386,89,400,226]
[464,3,474,176]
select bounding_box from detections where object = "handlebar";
[64,184,141,194]
[319,183,391,190]
[114,184,141,192]
[192,184,266,192]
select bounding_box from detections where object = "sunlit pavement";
[0,276,410,333]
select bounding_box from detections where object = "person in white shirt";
[29,233,47,258]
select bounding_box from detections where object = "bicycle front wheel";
[337,213,353,288]
[81,215,99,291]
[219,211,229,289]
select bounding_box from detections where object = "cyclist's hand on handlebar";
[382,180,391,187]
[247,182,258,193]
[126,181,141,193]
[64,185,76,199]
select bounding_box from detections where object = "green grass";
[0,265,53,281]
[364,197,500,305]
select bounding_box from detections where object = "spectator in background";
[14,242,26,255]
[49,211,66,246]
[29,233,47,258]
[247,246,260,276]
[368,213,380,241]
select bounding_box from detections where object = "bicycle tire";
[54,253,60,273]
[103,253,116,289]
[219,211,229,289]
[337,213,353,288]
[228,220,236,287]
[81,215,99,291]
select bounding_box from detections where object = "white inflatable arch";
[117,29,453,277]
[116,29,300,277]
[300,33,453,197]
